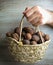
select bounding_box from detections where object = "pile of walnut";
[6,27,50,45]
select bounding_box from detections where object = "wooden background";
[0,0,53,65]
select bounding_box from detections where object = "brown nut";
[30,41,37,45]
[22,31,26,37]
[22,27,35,34]
[37,40,42,44]
[32,35,40,42]
[12,33,19,41]
[23,39,30,45]
[6,32,12,37]
[44,34,50,41]
[14,27,20,35]
[25,33,32,40]
[37,37,45,44]
[37,31,45,37]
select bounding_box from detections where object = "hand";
[23,6,51,26]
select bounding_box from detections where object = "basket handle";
[19,15,44,45]
[36,26,44,43]
[19,15,24,42]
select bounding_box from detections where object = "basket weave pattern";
[7,37,50,63]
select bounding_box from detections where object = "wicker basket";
[6,16,50,63]
[7,37,50,63]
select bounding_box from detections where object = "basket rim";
[7,37,50,47]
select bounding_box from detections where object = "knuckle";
[39,19,43,24]
[36,6,40,8]
[32,6,36,8]
[32,6,37,10]
[33,6,39,9]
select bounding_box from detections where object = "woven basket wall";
[7,37,50,63]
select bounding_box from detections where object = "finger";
[31,17,40,24]
[25,6,38,17]
[30,17,41,25]
[33,19,42,26]
[23,7,31,14]
[25,7,30,10]
[28,11,40,22]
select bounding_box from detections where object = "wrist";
[46,10,53,24]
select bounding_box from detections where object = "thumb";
[23,7,30,14]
